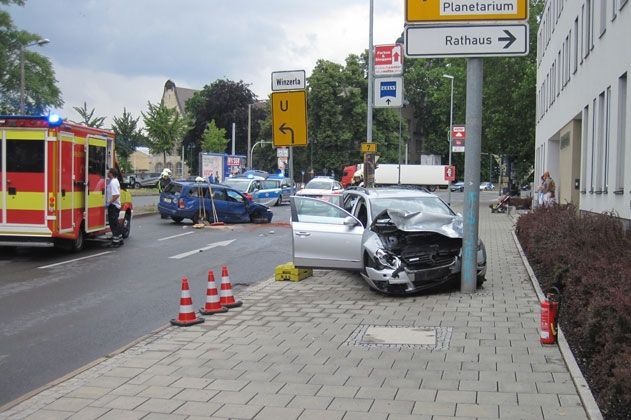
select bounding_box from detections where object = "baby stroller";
[490,194,511,213]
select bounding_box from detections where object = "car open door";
[290,196,363,270]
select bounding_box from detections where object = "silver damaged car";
[290,188,486,294]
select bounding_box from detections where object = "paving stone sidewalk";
[1,209,589,420]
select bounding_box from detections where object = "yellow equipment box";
[275,262,312,282]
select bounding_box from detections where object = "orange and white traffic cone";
[219,265,242,308]
[200,270,228,315]
[171,277,205,326]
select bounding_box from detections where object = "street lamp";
[19,38,50,114]
[443,74,454,205]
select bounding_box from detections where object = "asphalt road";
[0,204,292,406]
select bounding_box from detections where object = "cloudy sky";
[9,0,404,125]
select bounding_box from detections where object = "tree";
[73,101,106,127]
[185,79,264,172]
[0,1,63,114]
[111,108,145,172]
[201,120,229,152]
[142,100,190,165]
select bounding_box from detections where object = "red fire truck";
[0,115,133,251]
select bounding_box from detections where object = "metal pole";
[365,0,375,187]
[19,46,25,114]
[231,122,236,156]
[289,147,294,184]
[461,58,483,293]
[448,76,454,206]
[247,104,252,168]
[181,143,184,178]
[398,107,402,185]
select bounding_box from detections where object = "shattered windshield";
[369,197,453,220]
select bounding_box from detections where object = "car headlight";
[375,248,401,270]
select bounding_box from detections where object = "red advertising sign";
[227,156,241,166]
[374,44,403,75]
[451,125,466,140]
[444,165,456,182]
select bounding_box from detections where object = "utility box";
[275,262,312,282]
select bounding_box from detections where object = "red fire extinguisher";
[540,287,561,345]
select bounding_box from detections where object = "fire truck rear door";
[85,136,107,232]
[58,132,75,233]
[1,128,48,227]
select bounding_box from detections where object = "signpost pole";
[461,58,483,293]
[288,147,294,183]
[365,0,375,187]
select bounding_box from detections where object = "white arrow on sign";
[405,23,529,58]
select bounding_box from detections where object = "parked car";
[479,182,495,191]
[222,175,284,207]
[267,174,296,204]
[158,181,273,224]
[296,176,343,199]
[289,187,486,295]
[450,181,464,192]
[132,172,161,188]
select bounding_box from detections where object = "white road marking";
[38,251,113,269]
[169,239,235,260]
[158,231,194,241]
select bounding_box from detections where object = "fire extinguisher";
[540,287,561,345]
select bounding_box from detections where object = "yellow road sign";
[406,0,528,22]
[272,91,308,147]
[361,142,377,153]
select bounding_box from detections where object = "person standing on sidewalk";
[106,168,123,247]
[542,171,556,206]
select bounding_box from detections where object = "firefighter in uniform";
[106,168,123,247]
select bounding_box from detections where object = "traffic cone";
[171,277,205,326]
[219,265,242,308]
[200,270,228,315]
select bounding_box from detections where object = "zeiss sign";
[374,77,403,108]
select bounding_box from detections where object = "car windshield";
[163,183,183,195]
[223,178,251,192]
[260,180,280,189]
[369,196,454,219]
[305,180,334,190]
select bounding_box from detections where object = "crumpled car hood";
[371,209,463,238]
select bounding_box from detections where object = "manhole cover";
[363,326,436,345]
[345,325,452,350]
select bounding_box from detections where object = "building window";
[599,0,607,36]
[612,0,618,20]
[615,73,627,193]
[604,87,611,193]
[590,98,597,193]
[573,18,579,73]
[589,0,595,50]
[581,105,589,193]
[595,93,605,193]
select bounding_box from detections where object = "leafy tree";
[111,108,145,172]
[142,100,190,165]
[185,79,264,172]
[73,101,106,128]
[0,0,63,114]
[201,119,229,152]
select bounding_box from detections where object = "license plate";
[163,198,172,203]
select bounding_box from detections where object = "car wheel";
[134,182,141,188]
[275,196,282,206]
[250,214,269,224]
[56,225,85,252]
[121,211,131,239]
[171,217,184,223]
[191,213,200,224]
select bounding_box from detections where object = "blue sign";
[380,81,397,98]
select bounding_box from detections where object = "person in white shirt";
[106,168,123,247]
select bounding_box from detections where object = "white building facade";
[535,0,630,223]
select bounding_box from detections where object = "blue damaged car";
[158,181,273,224]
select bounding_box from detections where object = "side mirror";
[343,216,358,226]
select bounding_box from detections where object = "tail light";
[178,198,185,209]
[244,193,253,201]
[48,193,56,212]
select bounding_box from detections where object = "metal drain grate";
[345,325,452,350]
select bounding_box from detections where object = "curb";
[511,230,603,420]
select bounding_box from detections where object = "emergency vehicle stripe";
[6,209,46,224]
[5,192,46,210]
[5,130,46,140]
[87,138,106,147]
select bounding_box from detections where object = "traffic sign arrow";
[498,30,516,49]
[386,99,391,105]
[279,123,295,144]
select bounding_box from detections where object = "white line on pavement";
[38,251,113,269]
[169,239,235,260]
[158,231,194,241]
